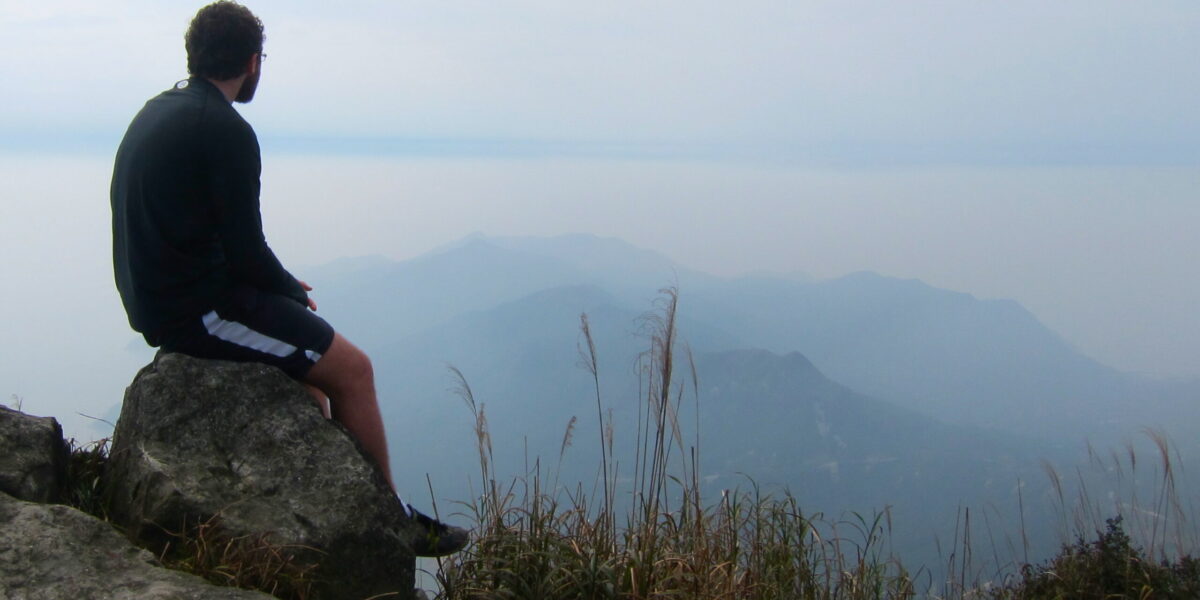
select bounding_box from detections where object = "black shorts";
[159,285,336,380]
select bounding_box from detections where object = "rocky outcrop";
[0,491,272,599]
[0,353,432,599]
[104,353,420,599]
[0,406,69,504]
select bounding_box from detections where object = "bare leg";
[304,383,331,419]
[304,333,396,492]
[303,335,470,554]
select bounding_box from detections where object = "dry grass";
[431,287,1199,600]
[157,515,324,599]
[436,288,917,599]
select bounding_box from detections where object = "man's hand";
[299,280,318,311]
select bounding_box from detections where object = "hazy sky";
[4,1,1198,161]
[1,2,1198,437]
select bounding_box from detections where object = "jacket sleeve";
[206,113,309,306]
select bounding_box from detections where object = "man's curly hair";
[185,1,265,80]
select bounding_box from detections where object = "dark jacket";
[111,77,307,345]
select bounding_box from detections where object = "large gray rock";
[0,491,272,599]
[0,406,68,503]
[105,353,418,599]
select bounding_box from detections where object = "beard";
[234,68,261,103]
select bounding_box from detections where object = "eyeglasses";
[259,52,267,63]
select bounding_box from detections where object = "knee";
[349,348,374,384]
[333,345,374,396]
[306,334,376,397]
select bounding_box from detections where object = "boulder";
[0,491,273,599]
[105,352,419,599]
[0,406,69,503]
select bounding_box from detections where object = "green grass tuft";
[988,517,1199,599]
[63,437,110,519]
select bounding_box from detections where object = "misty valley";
[297,232,1200,581]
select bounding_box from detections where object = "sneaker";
[406,504,469,557]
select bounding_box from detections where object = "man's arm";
[207,114,310,306]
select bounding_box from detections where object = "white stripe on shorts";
[202,311,298,358]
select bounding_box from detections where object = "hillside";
[304,233,1200,448]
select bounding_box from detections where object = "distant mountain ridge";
[303,232,1199,448]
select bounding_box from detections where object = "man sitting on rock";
[109,0,466,557]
